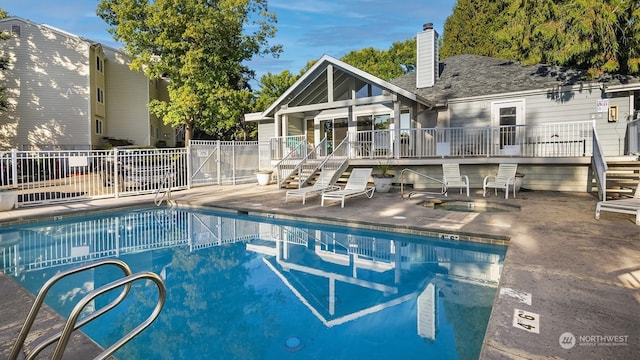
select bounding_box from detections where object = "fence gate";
[189,140,260,186]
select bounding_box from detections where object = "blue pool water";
[0,207,506,359]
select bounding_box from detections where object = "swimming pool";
[1,207,506,359]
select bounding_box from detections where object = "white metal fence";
[1,147,188,207]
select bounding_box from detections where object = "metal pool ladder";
[9,259,166,360]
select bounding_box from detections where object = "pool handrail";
[9,259,133,360]
[154,169,176,206]
[10,259,167,360]
[51,271,167,360]
[399,168,447,199]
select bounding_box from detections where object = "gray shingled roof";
[391,54,640,105]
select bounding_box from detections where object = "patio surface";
[0,183,638,359]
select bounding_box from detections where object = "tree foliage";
[340,38,416,81]
[253,70,299,112]
[440,0,509,59]
[442,0,640,76]
[0,8,10,112]
[97,0,281,142]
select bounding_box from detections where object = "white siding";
[103,48,151,146]
[0,19,91,149]
[258,122,275,143]
[405,164,589,192]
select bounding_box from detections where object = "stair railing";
[591,122,608,201]
[274,138,308,187]
[283,137,328,188]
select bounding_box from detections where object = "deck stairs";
[277,137,350,189]
[603,159,640,199]
[279,158,324,189]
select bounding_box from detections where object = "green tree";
[253,70,299,112]
[0,8,10,112]
[442,0,640,76]
[97,0,281,143]
[340,38,416,81]
[440,0,509,59]
[538,0,640,75]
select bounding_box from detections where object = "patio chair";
[442,163,469,196]
[321,168,375,208]
[285,168,339,204]
[595,183,640,225]
[483,163,518,199]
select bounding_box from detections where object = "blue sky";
[1,0,457,82]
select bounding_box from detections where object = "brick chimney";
[416,23,439,88]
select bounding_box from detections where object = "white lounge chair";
[595,183,640,225]
[442,163,469,196]
[321,168,375,208]
[285,169,339,204]
[483,163,518,199]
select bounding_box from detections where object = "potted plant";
[0,186,18,211]
[514,172,525,192]
[372,161,394,193]
[255,169,273,186]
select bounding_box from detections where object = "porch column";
[348,106,356,157]
[274,113,281,137]
[281,113,288,136]
[393,95,401,159]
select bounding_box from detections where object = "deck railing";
[350,121,594,159]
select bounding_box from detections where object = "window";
[96,56,103,72]
[97,88,104,103]
[11,25,20,37]
[95,119,103,135]
[498,106,517,148]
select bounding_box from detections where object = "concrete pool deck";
[0,184,638,359]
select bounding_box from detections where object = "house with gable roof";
[0,16,176,150]
[246,23,640,197]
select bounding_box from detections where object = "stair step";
[603,160,640,199]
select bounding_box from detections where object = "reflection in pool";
[1,207,506,359]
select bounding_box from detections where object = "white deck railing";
[349,121,594,159]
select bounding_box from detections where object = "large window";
[356,114,391,131]
[320,117,347,153]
